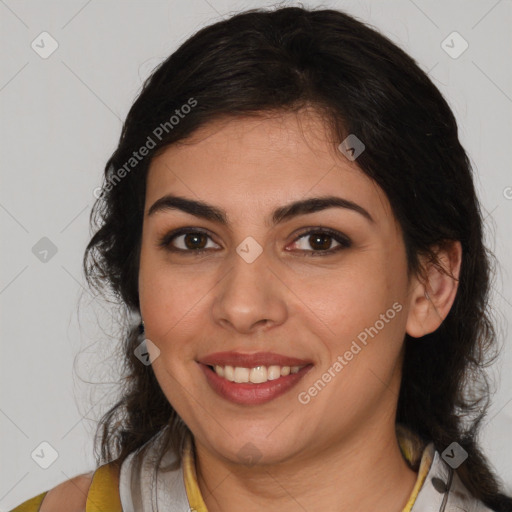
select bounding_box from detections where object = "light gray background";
[1,0,511,509]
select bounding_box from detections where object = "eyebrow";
[147,194,374,225]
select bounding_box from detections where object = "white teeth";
[224,365,234,381]
[234,367,250,383]
[281,366,291,376]
[249,366,267,383]
[211,364,306,383]
[267,365,281,380]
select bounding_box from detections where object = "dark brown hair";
[83,6,511,510]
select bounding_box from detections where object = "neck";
[195,418,418,512]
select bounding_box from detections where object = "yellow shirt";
[9,424,433,512]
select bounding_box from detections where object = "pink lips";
[197,351,313,405]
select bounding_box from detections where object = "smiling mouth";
[206,364,307,384]
[199,362,313,406]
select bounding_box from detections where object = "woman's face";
[138,110,418,465]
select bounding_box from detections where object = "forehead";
[145,111,394,225]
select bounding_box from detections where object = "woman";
[11,5,512,512]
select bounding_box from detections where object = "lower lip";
[199,363,313,405]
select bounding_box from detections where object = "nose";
[211,247,288,334]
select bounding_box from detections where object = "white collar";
[411,444,492,511]
[119,428,189,512]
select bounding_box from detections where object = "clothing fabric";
[9,424,494,511]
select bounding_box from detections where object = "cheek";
[139,260,208,412]
[295,259,403,342]
[138,251,207,355]
[292,268,407,413]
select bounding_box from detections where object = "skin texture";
[138,109,462,512]
[39,472,94,512]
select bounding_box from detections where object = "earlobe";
[405,241,462,339]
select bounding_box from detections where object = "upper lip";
[199,351,312,368]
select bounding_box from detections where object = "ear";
[405,241,462,338]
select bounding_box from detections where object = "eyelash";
[157,227,352,257]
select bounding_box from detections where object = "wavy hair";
[83,6,511,510]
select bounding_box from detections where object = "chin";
[204,429,304,467]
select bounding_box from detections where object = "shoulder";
[12,462,122,512]
[38,471,95,512]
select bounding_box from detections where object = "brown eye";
[289,228,352,255]
[158,227,351,256]
[308,233,334,251]
[159,228,220,253]
[182,232,208,250]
